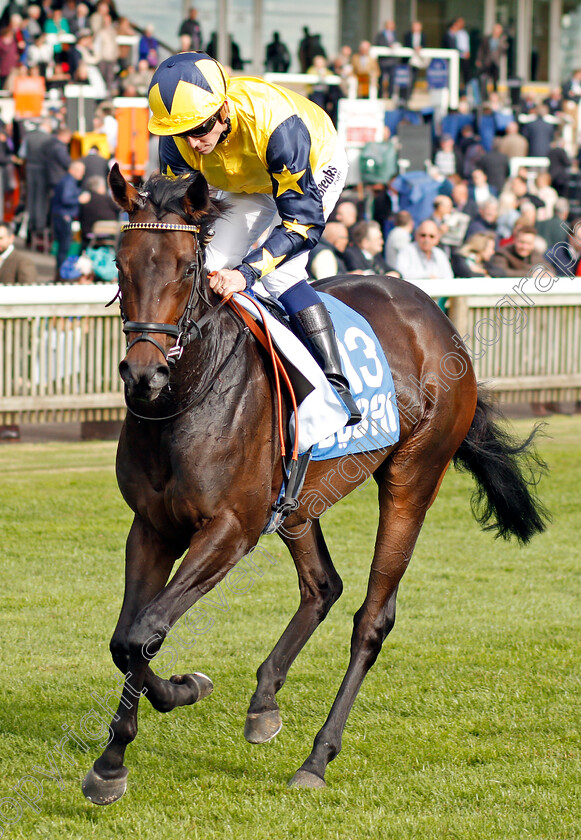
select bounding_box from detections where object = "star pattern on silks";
[272,165,306,196]
[283,219,314,240]
[248,248,286,277]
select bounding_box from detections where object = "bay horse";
[82,164,548,804]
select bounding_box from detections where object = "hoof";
[82,766,128,805]
[244,709,282,744]
[288,769,326,789]
[170,672,213,703]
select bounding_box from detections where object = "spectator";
[540,197,570,265]
[43,8,70,57]
[0,24,19,87]
[25,31,51,75]
[431,194,454,230]
[205,31,243,70]
[177,33,191,53]
[543,86,564,115]
[138,23,158,68]
[451,179,478,218]
[0,221,37,283]
[45,124,72,196]
[78,174,119,249]
[306,54,334,112]
[454,18,471,90]
[489,224,548,277]
[90,2,109,35]
[442,19,457,50]
[476,23,508,100]
[434,134,460,177]
[298,26,326,73]
[469,168,497,204]
[520,105,557,158]
[465,197,499,241]
[81,144,110,186]
[264,31,290,73]
[396,219,454,281]
[548,137,571,196]
[96,102,118,154]
[532,172,558,222]
[19,117,53,237]
[116,17,135,73]
[330,44,353,96]
[307,221,349,279]
[178,7,202,52]
[497,121,529,159]
[403,20,426,99]
[478,138,510,193]
[68,2,90,37]
[331,199,359,238]
[51,159,86,279]
[350,40,379,98]
[385,210,413,267]
[343,220,398,276]
[374,19,399,98]
[451,232,497,277]
[121,58,153,97]
[22,5,42,43]
[562,68,581,104]
[0,118,14,216]
[93,12,118,92]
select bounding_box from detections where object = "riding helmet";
[148,52,229,136]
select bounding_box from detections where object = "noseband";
[118,220,220,364]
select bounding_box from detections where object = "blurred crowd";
[1,3,581,306]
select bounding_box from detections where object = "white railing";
[1,279,580,423]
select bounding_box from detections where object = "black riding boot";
[291,303,362,426]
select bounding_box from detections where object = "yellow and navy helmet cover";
[148,52,229,136]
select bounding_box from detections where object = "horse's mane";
[141,172,228,248]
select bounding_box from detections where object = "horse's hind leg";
[245,520,343,744]
[289,448,452,788]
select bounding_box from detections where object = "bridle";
[111,218,249,421]
[115,220,231,365]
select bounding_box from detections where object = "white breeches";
[204,144,348,297]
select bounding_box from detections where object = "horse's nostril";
[119,359,133,384]
[150,365,170,390]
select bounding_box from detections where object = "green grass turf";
[0,416,579,839]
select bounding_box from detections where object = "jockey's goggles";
[176,111,221,138]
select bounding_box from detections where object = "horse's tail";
[453,388,550,544]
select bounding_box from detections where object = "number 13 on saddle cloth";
[238,291,400,459]
[311,294,399,460]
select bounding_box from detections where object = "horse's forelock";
[140,172,226,246]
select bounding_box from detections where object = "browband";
[120,222,200,233]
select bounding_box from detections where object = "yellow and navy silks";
[155,72,338,288]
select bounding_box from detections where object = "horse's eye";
[184,263,195,277]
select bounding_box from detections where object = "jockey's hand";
[208,269,246,297]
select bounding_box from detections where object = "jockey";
[147,51,361,426]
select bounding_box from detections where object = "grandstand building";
[119,0,578,86]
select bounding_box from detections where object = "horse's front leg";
[82,512,257,806]
[107,516,211,715]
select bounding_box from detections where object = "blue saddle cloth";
[312,293,400,461]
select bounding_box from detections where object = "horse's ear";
[183,174,211,221]
[108,162,143,213]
